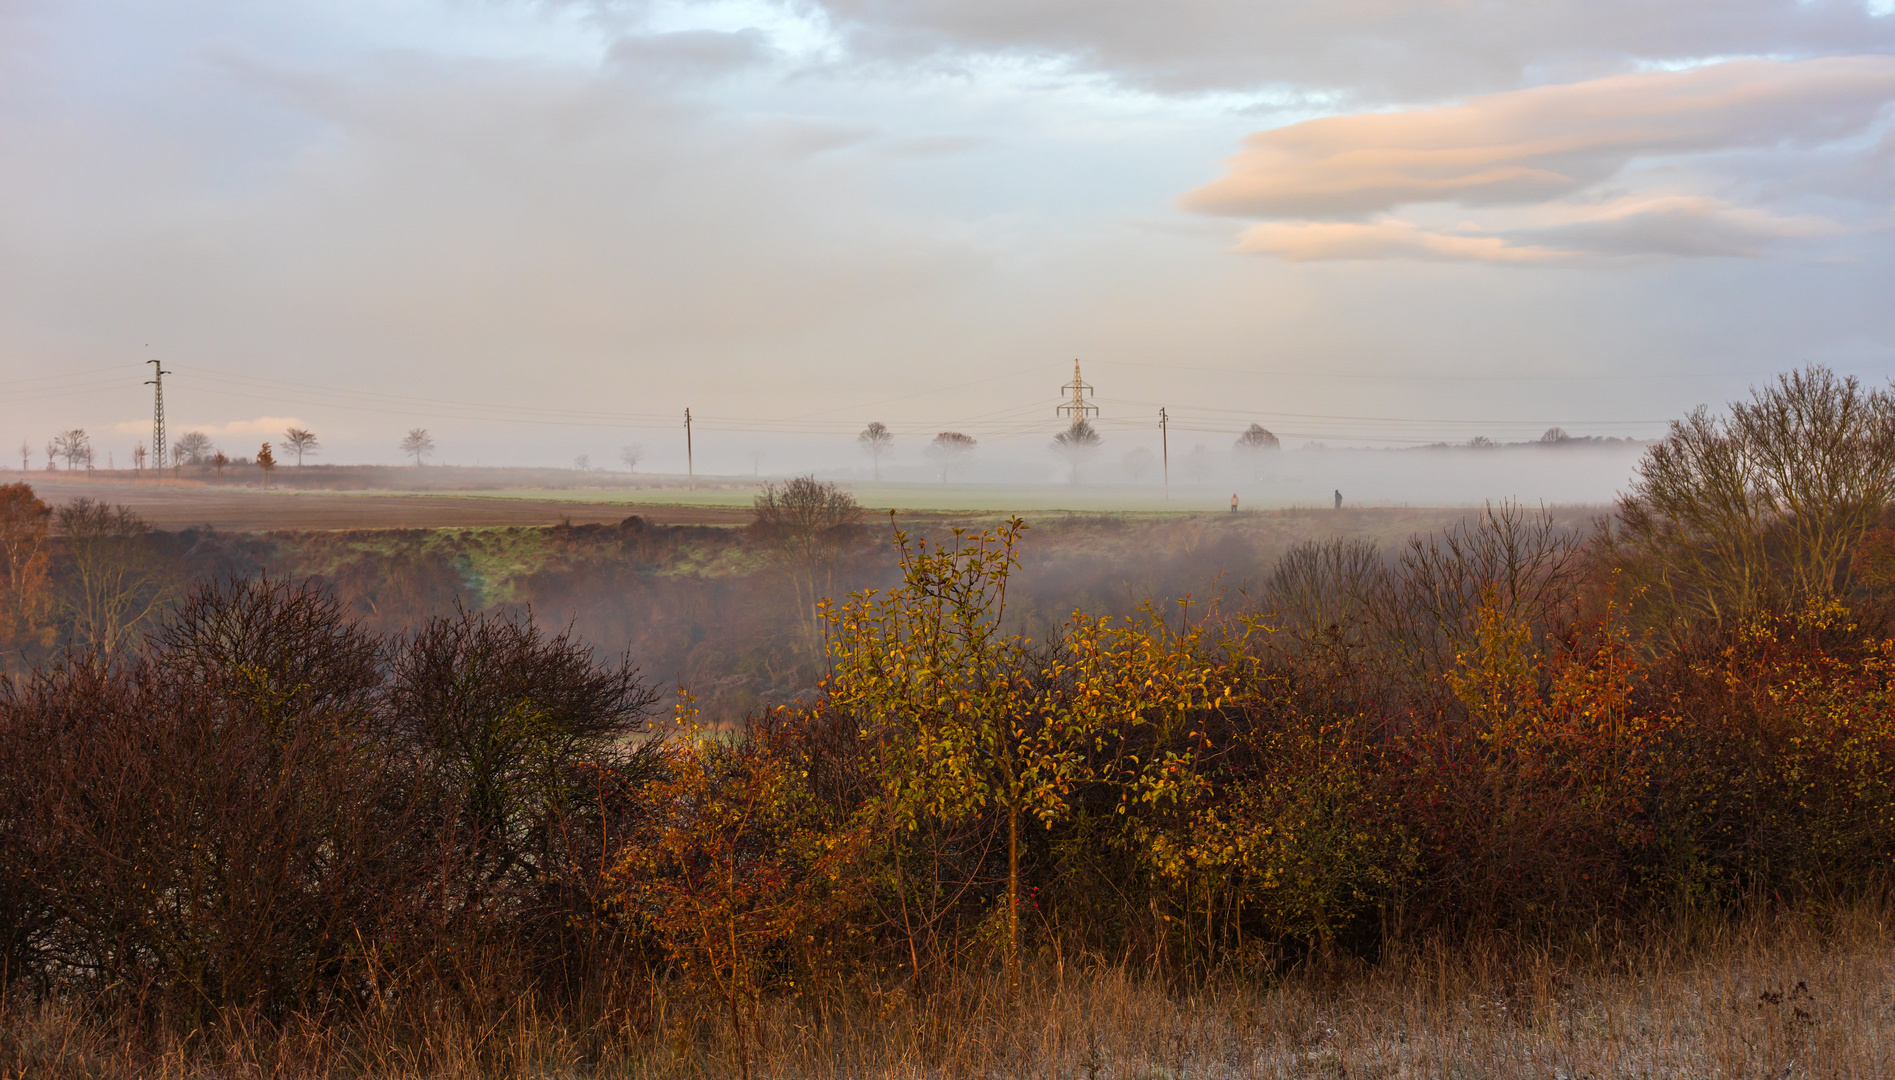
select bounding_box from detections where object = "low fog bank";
[1214,441,1648,508]
[17,440,1649,512]
[808,441,1649,510]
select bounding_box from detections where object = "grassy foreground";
[8,900,1890,1078]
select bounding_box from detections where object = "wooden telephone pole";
[1159,406,1169,501]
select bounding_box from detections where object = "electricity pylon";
[145,357,171,476]
[1056,359,1097,421]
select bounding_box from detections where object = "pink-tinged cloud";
[113,417,307,438]
[1184,56,1895,220]
[1234,220,1572,262]
[1522,195,1845,257]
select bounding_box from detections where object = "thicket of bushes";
[6,367,1895,1076]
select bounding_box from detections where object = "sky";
[3,0,1893,484]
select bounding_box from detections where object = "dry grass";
[8,901,1894,1079]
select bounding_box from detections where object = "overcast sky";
[3,0,1893,474]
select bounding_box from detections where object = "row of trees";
[13,427,321,475]
[11,425,450,473]
[855,420,1284,484]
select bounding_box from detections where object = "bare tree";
[1122,446,1157,483]
[574,454,591,472]
[401,428,434,466]
[620,444,642,473]
[751,476,862,645]
[18,440,29,473]
[1234,423,1280,452]
[1265,537,1386,658]
[928,431,977,484]
[283,427,320,466]
[1051,419,1102,485]
[52,430,90,473]
[858,422,894,481]
[1540,427,1570,444]
[1184,444,1214,484]
[54,499,170,654]
[1611,365,1895,625]
[211,451,230,482]
[173,431,215,466]
[0,483,54,660]
[132,443,148,471]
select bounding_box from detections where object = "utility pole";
[1159,406,1169,501]
[684,408,694,490]
[145,356,171,480]
[1056,359,1098,421]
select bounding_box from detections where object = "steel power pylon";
[1056,360,1098,421]
[145,358,171,476]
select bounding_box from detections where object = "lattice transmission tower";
[146,358,171,472]
[1056,360,1098,421]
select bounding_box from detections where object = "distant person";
[1334,489,1343,510]
[1230,493,1239,514]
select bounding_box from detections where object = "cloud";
[1183,57,1895,220]
[115,418,306,439]
[113,417,306,439]
[809,0,1895,97]
[605,29,775,84]
[1186,56,1894,263]
[1232,198,1845,262]
[1234,220,1571,262]
[881,134,987,158]
[1524,196,1845,257]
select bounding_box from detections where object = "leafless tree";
[574,454,591,472]
[0,483,54,661]
[1610,365,1895,625]
[173,431,215,466]
[1234,423,1280,452]
[52,430,90,473]
[131,443,147,471]
[54,499,169,654]
[1051,419,1102,485]
[620,444,642,473]
[1265,537,1386,658]
[928,431,977,484]
[401,428,434,466]
[1184,444,1213,484]
[211,451,230,482]
[858,422,894,481]
[1122,446,1157,483]
[283,427,319,466]
[18,440,29,473]
[1466,435,1496,449]
[751,475,862,645]
[1540,427,1570,444]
